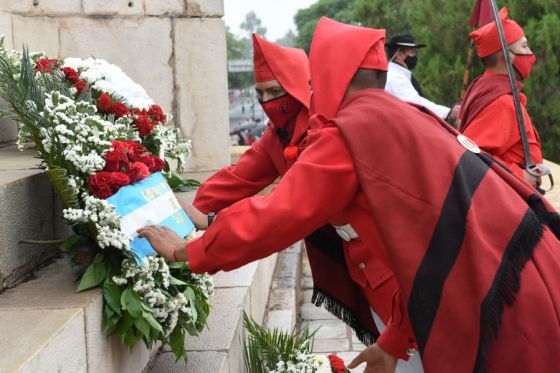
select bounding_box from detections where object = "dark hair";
[481,51,500,67]
[350,68,387,89]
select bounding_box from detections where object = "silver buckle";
[332,224,358,242]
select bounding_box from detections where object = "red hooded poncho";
[193,35,310,211]
[308,17,560,373]
[460,7,542,177]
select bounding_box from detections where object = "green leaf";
[46,167,80,209]
[59,234,82,253]
[103,281,122,316]
[169,276,188,286]
[169,327,186,362]
[143,312,164,335]
[113,312,134,336]
[120,288,142,318]
[134,317,151,339]
[76,255,107,292]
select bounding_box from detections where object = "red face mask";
[260,94,302,129]
[511,52,536,80]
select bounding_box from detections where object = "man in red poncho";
[140,18,560,372]
[188,33,418,366]
[460,7,542,187]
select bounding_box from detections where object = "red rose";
[133,113,154,137]
[104,150,130,172]
[327,355,346,373]
[61,67,79,83]
[98,93,112,112]
[148,104,166,123]
[74,80,87,94]
[110,172,131,193]
[126,162,150,183]
[138,154,164,173]
[123,140,147,161]
[89,172,114,199]
[34,58,58,73]
[109,102,130,119]
[111,140,128,153]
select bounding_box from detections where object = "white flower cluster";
[63,57,155,110]
[63,195,130,250]
[151,124,192,172]
[270,350,333,373]
[0,35,46,74]
[41,91,129,174]
[112,257,213,336]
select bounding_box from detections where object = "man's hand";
[137,225,188,261]
[347,343,398,373]
[177,200,208,230]
[447,103,461,124]
[523,170,542,188]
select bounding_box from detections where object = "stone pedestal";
[0,0,229,171]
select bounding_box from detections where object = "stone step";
[265,241,303,332]
[0,257,158,373]
[0,146,68,292]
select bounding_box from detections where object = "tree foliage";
[294,0,560,161]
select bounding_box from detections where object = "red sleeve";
[463,95,542,178]
[193,129,280,214]
[376,288,416,360]
[187,126,359,273]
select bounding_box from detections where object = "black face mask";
[404,55,418,70]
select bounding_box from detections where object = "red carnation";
[104,150,130,172]
[89,172,114,199]
[109,102,130,119]
[133,113,155,137]
[138,154,164,173]
[110,172,131,193]
[98,93,112,113]
[148,104,166,123]
[327,355,347,373]
[61,67,79,83]
[126,162,150,183]
[123,140,147,161]
[74,80,87,94]
[34,58,59,73]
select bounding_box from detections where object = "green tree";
[226,27,254,90]
[294,0,560,161]
[240,11,268,38]
[275,29,297,47]
[294,0,357,52]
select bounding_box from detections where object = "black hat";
[386,33,426,49]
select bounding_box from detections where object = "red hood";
[309,17,386,119]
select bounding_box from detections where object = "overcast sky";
[223,0,318,41]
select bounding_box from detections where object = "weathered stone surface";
[266,309,295,331]
[213,261,258,288]
[150,351,229,373]
[83,0,144,16]
[0,0,81,15]
[302,320,348,339]
[174,18,229,171]
[12,15,59,57]
[251,254,276,322]
[186,0,224,17]
[185,287,247,351]
[0,308,87,373]
[0,11,13,50]
[273,251,300,278]
[0,148,59,290]
[144,0,185,16]
[0,101,18,144]
[301,302,337,321]
[313,338,350,353]
[59,17,174,113]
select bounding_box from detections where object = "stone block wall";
[0,0,229,171]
